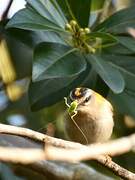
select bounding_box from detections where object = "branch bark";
[0,134,111,180]
[0,147,45,164]
[45,134,135,162]
[0,123,135,180]
[0,123,82,149]
[1,0,13,20]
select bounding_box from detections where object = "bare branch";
[0,123,82,149]
[45,134,135,162]
[1,0,13,20]
[0,147,45,164]
[0,123,135,180]
[96,156,135,180]
[128,28,135,38]
[99,0,112,22]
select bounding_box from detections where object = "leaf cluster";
[4,0,135,119]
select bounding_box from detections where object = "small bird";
[64,87,114,145]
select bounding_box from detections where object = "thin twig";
[96,156,135,180]
[1,0,13,20]
[99,0,112,22]
[128,28,135,38]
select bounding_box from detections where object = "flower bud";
[84,28,90,34]
[65,23,72,31]
[70,20,77,27]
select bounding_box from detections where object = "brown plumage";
[64,87,114,145]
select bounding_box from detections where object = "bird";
[64,87,114,145]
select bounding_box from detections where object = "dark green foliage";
[5,0,135,118]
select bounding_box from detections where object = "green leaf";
[86,54,125,93]
[88,32,117,47]
[6,8,65,33]
[50,0,67,20]
[29,66,90,110]
[109,91,135,118]
[95,5,135,33]
[101,54,135,77]
[100,54,135,117]
[33,42,86,81]
[91,0,105,11]
[67,0,91,27]
[116,36,135,53]
[29,76,75,110]
[111,21,135,34]
[7,28,66,49]
[108,53,135,118]
[56,0,91,27]
[56,0,73,21]
[103,43,134,55]
[27,0,67,27]
[109,74,135,118]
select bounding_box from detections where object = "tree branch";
[1,0,13,20]
[0,147,45,164]
[0,134,113,180]
[0,123,135,180]
[45,134,135,162]
[96,156,135,180]
[0,123,82,149]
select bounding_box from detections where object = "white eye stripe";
[85,89,93,97]
[83,90,93,104]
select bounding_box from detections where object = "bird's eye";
[84,96,91,103]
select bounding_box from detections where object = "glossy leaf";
[27,0,67,27]
[86,54,125,93]
[33,42,86,81]
[56,0,73,21]
[116,36,135,53]
[56,0,91,27]
[101,54,135,77]
[29,66,90,110]
[29,76,75,110]
[88,32,117,47]
[67,0,91,27]
[50,0,67,21]
[7,28,66,49]
[6,8,65,33]
[109,91,135,118]
[103,43,134,55]
[95,5,135,33]
[109,74,135,118]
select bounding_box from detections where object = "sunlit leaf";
[101,54,135,77]
[7,8,65,33]
[33,42,86,81]
[27,0,67,27]
[86,54,125,93]
[95,5,135,33]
